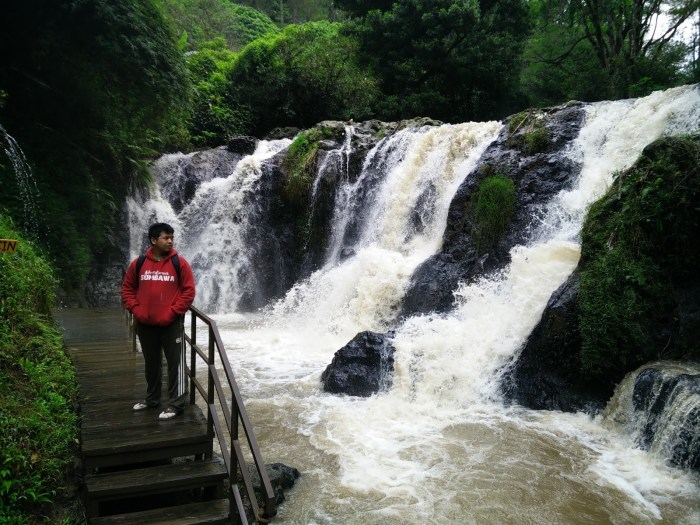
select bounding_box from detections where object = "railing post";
[189,313,196,405]
[207,325,216,450]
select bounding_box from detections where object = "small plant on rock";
[472,174,516,254]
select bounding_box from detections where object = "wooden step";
[81,404,212,468]
[89,499,230,525]
[86,458,227,510]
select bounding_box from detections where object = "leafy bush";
[185,38,249,147]
[472,174,516,254]
[579,135,700,383]
[0,216,79,524]
[163,0,279,52]
[227,21,379,136]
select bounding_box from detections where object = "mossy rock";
[579,134,700,384]
[505,110,551,155]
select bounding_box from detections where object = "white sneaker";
[132,401,149,411]
[158,408,180,420]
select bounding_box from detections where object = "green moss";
[472,174,516,254]
[282,132,320,207]
[506,110,550,155]
[0,215,79,523]
[578,135,700,383]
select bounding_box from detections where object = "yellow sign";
[0,239,18,253]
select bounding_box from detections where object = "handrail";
[185,306,277,523]
[124,301,277,523]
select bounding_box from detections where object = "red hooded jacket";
[122,248,196,327]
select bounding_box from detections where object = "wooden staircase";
[57,308,233,524]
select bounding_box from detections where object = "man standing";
[122,223,196,420]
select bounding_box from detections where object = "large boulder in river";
[321,331,395,397]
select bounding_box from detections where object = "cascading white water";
[127,139,291,310]
[603,361,700,469]
[130,85,700,524]
[269,122,501,337]
[1,124,41,238]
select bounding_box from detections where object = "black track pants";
[137,319,187,412]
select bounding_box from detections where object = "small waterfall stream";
[1,124,41,238]
[128,86,700,524]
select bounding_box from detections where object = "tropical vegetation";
[0,217,79,524]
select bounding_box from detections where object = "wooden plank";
[86,458,226,499]
[80,403,205,432]
[89,499,230,525]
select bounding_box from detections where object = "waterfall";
[268,121,502,337]
[1,124,41,238]
[128,139,291,311]
[392,85,700,406]
[128,86,700,524]
[603,363,700,472]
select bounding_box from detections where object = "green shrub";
[282,132,319,207]
[0,215,79,523]
[472,174,516,254]
[227,21,379,135]
[579,135,700,383]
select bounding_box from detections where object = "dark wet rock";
[227,135,258,155]
[265,127,300,140]
[321,331,396,397]
[249,463,301,505]
[500,272,610,413]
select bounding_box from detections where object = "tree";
[186,38,247,146]
[162,0,279,51]
[0,0,189,281]
[335,0,530,122]
[525,0,699,100]
[227,21,379,135]
[235,0,343,24]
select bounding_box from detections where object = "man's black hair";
[148,222,174,241]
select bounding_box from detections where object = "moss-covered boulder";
[504,134,700,412]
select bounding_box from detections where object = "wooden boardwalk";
[56,307,230,524]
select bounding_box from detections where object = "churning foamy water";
[131,85,700,524]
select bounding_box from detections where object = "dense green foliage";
[0,0,189,290]
[235,0,343,24]
[227,21,378,135]
[0,217,79,524]
[337,0,531,122]
[579,135,700,383]
[163,0,279,51]
[471,174,516,253]
[185,38,243,147]
[521,0,699,105]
